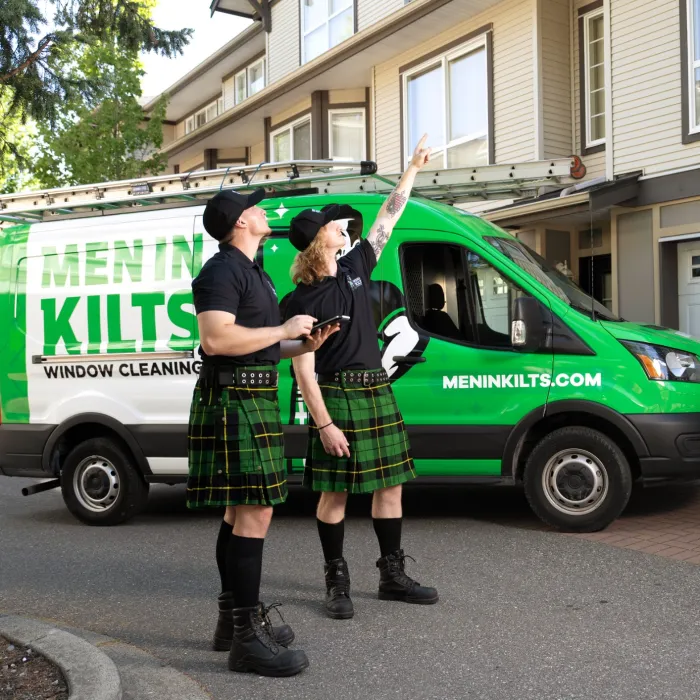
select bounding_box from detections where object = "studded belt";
[199,366,279,388]
[317,369,389,387]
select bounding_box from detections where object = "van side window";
[401,243,523,349]
[401,243,475,343]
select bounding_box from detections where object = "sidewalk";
[0,615,211,700]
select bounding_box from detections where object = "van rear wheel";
[60,437,149,525]
[523,427,632,532]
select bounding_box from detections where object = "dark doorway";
[579,254,613,311]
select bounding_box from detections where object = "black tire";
[60,437,149,525]
[523,426,632,533]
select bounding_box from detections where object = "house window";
[403,37,489,169]
[186,96,223,135]
[687,0,700,134]
[582,8,606,148]
[301,0,354,65]
[329,108,366,161]
[271,116,312,161]
[233,57,266,106]
[185,117,194,135]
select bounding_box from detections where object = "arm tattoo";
[386,189,407,218]
[370,223,390,259]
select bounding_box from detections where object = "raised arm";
[198,310,315,357]
[293,352,350,458]
[367,134,432,262]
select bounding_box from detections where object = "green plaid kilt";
[186,371,287,509]
[304,370,416,494]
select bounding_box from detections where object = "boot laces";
[390,552,420,587]
[327,562,351,598]
[252,604,279,651]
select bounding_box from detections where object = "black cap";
[289,205,340,252]
[202,189,266,240]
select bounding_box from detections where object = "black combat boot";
[377,550,439,604]
[213,594,295,651]
[324,557,354,619]
[228,605,309,677]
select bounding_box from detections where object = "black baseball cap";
[202,188,266,240]
[288,204,340,252]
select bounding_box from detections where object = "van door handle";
[392,356,426,365]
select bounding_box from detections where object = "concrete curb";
[0,615,122,700]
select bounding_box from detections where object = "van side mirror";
[511,296,546,352]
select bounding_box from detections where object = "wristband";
[318,422,333,431]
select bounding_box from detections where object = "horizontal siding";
[357,0,404,32]
[374,0,536,173]
[251,141,265,164]
[271,97,312,128]
[540,0,572,158]
[572,0,605,179]
[329,88,367,104]
[175,121,185,140]
[611,0,698,175]
[181,153,204,172]
[268,0,299,84]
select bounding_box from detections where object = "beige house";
[144,0,700,335]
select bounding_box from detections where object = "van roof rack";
[0,157,586,225]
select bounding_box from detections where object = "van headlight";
[621,341,700,382]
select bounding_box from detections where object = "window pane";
[468,252,513,341]
[196,111,206,127]
[303,0,328,31]
[248,62,265,96]
[448,47,487,143]
[589,14,604,42]
[235,71,246,104]
[273,130,291,161]
[692,255,700,265]
[590,89,605,116]
[407,64,445,151]
[590,64,604,92]
[331,111,364,160]
[446,137,488,167]
[206,104,217,121]
[331,0,352,12]
[694,0,700,60]
[304,25,327,62]
[329,7,353,47]
[590,115,605,141]
[293,121,311,159]
[695,67,700,127]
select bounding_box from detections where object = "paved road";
[3,477,700,700]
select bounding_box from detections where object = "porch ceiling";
[163,0,503,163]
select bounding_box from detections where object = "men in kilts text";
[187,188,338,677]
[285,135,439,619]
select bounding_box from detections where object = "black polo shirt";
[285,239,382,373]
[192,243,281,366]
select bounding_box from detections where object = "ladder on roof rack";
[0,157,586,225]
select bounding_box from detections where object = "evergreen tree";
[0,0,191,167]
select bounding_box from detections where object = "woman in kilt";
[189,188,337,676]
[285,135,439,619]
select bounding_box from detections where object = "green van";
[1,185,699,531]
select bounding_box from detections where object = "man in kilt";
[285,135,439,619]
[188,188,338,676]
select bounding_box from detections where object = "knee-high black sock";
[216,520,233,593]
[317,518,345,562]
[372,517,402,558]
[227,534,265,609]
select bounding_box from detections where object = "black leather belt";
[199,366,279,388]
[317,369,389,387]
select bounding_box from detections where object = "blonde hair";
[291,233,330,285]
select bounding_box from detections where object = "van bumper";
[629,414,700,482]
[0,424,57,478]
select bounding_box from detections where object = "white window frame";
[300,0,354,65]
[185,117,194,135]
[233,57,267,106]
[583,8,606,148]
[270,115,313,161]
[328,107,366,161]
[687,0,700,133]
[402,35,490,169]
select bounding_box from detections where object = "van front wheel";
[60,437,149,525]
[523,427,632,532]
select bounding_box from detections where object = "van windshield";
[486,236,620,321]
